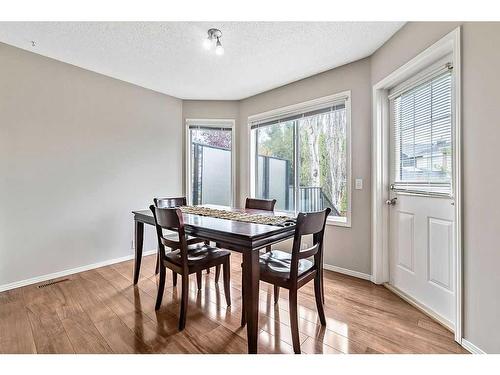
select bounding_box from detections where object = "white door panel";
[428,217,453,291]
[389,194,455,327]
[395,211,415,273]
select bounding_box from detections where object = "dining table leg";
[133,220,144,285]
[242,249,260,354]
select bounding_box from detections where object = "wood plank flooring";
[0,253,468,354]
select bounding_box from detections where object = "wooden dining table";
[131,205,296,354]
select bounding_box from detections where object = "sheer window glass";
[255,120,295,211]
[251,95,350,222]
[391,69,452,195]
[298,105,347,217]
[188,124,233,206]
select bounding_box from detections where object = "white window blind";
[390,66,453,196]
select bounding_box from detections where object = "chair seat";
[165,244,230,266]
[259,250,314,280]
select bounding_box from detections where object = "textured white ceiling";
[0,22,404,100]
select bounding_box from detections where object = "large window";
[186,120,235,206]
[390,66,453,195]
[250,93,351,225]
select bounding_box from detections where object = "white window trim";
[247,91,352,227]
[371,27,462,343]
[185,118,236,207]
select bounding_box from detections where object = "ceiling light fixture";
[215,37,224,56]
[203,28,224,55]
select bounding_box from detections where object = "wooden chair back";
[289,208,331,281]
[154,197,187,208]
[245,198,277,211]
[150,205,188,268]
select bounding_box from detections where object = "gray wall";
[372,22,500,353]
[0,42,183,287]
[239,58,373,275]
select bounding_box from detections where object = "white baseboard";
[323,263,372,281]
[0,249,157,293]
[383,283,454,332]
[461,339,486,354]
[1,254,370,292]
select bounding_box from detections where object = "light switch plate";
[355,178,363,190]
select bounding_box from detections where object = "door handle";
[386,197,397,206]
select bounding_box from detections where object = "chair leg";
[155,266,166,310]
[274,285,280,304]
[196,271,202,290]
[215,264,221,283]
[223,259,231,306]
[204,240,210,273]
[155,251,160,275]
[172,271,177,287]
[240,263,246,326]
[213,242,222,278]
[179,274,189,331]
[314,274,327,326]
[289,289,301,354]
[320,267,325,304]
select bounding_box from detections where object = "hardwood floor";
[0,253,467,354]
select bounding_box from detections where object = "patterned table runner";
[180,206,295,227]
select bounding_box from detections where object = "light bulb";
[203,37,212,50]
[215,38,224,55]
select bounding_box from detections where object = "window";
[186,120,235,206]
[250,93,351,225]
[390,65,453,195]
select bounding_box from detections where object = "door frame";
[371,27,462,343]
[185,118,237,207]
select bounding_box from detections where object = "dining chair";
[245,198,277,249]
[256,208,330,353]
[150,205,231,330]
[153,197,209,288]
[213,197,277,283]
[154,196,188,209]
[245,197,277,212]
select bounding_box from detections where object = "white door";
[388,66,456,329]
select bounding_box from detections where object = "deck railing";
[298,186,340,216]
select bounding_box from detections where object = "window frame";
[185,118,236,207]
[248,91,352,227]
